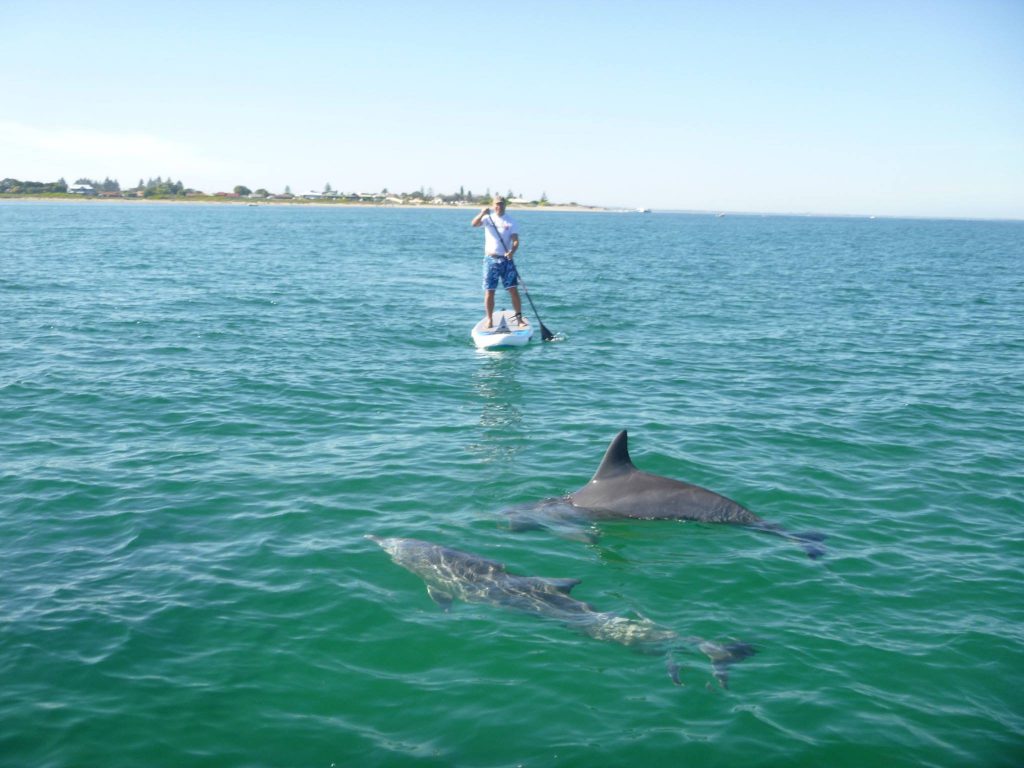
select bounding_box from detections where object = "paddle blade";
[540,322,555,342]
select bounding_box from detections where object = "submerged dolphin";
[507,430,826,559]
[367,534,755,687]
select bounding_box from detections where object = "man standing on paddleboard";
[471,195,525,329]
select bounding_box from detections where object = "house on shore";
[69,184,96,196]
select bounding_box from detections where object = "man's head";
[492,195,507,211]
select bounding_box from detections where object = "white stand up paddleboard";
[471,310,534,350]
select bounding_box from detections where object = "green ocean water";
[1,200,1022,767]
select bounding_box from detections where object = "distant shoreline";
[0,195,612,213]
[4,195,1016,222]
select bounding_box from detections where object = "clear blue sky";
[2,0,1022,218]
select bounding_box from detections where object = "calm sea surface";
[2,201,1022,767]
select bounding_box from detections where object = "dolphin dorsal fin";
[541,578,581,594]
[590,430,636,481]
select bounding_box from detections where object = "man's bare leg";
[508,287,525,326]
[484,290,495,328]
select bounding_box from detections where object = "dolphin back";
[569,430,763,525]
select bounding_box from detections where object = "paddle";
[485,213,555,341]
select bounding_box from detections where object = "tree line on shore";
[0,176,190,197]
[0,177,556,205]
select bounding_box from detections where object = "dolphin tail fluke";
[790,531,828,560]
[699,640,757,689]
[750,523,828,560]
[668,638,756,688]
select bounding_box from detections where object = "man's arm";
[471,206,491,227]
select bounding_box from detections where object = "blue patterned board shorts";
[482,257,518,291]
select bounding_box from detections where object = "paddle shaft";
[484,213,555,341]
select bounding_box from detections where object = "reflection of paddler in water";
[471,353,523,461]
[471,195,526,330]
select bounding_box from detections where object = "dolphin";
[367,534,755,687]
[507,430,826,559]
